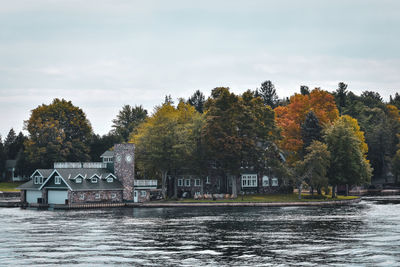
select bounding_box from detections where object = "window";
[79,193,85,200]
[111,193,116,199]
[91,178,98,183]
[55,176,61,185]
[107,177,113,183]
[195,179,201,186]
[185,179,191,187]
[34,176,41,184]
[39,176,44,184]
[76,178,82,183]
[272,178,279,187]
[262,176,269,186]
[206,176,210,184]
[141,191,147,197]
[241,174,258,188]
[178,179,183,187]
[95,193,100,199]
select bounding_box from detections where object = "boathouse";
[17,143,159,206]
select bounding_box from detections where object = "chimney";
[114,143,135,201]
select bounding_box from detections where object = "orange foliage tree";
[275,88,339,156]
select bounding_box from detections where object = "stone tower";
[114,143,135,201]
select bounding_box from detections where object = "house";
[17,143,159,205]
[168,162,285,198]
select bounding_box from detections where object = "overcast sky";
[1,0,399,138]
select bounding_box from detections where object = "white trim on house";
[241,174,258,188]
[76,177,83,183]
[106,177,113,183]
[105,173,117,179]
[262,176,269,186]
[39,170,73,191]
[195,179,201,187]
[178,179,183,187]
[30,170,44,179]
[90,174,101,180]
[73,174,85,180]
[185,179,191,187]
[91,177,98,183]
[55,176,61,184]
[272,178,279,186]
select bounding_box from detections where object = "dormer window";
[55,176,61,185]
[34,176,42,184]
[76,178,82,183]
[107,177,113,183]
[91,178,98,183]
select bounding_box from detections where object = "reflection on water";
[0,197,400,266]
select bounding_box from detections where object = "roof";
[18,167,124,191]
[100,150,114,158]
[17,179,41,190]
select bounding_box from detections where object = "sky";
[1,0,400,138]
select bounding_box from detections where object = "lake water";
[0,197,399,266]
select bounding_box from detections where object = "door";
[134,190,138,202]
[26,190,42,203]
[48,190,68,204]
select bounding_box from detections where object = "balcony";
[134,179,157,188]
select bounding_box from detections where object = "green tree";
[325,116,372,197]
[300,85,310,95]
[301,141,330,195]
[0,136,5,179]
[112,105,148,142]
[188,90,206,113]
[24,98,92,169]
[301,111,322,154]
[132,101,204,199]
[336,82,348,114]
[4,128,17,159]
[89,133,123,161]
[392,149,400,184]
[203,88,278,196]
[389,93,400,109]
[256,80,278,108]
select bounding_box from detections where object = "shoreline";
[1,197,361,209]
[134,197,361,208]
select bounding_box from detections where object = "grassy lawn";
[0,182,24,192]
[169,194,358,203]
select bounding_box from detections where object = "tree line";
[1,82,399,198]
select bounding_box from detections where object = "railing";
[134,180,157,187]
[54,162,107,169]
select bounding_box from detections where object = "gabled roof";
[100,150,114,158]
[40,169,73,191]
[18,167,124,192]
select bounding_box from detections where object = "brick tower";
[114,143,135,201]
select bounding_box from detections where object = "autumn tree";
[325,116,372,197]
[256,80,278,108]
[188,90,206,113]
[275,88,339,159]
[112,105,148,142]
[24,98,93,169]
[132,101,204,199]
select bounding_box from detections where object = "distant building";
[17,143,158,206]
